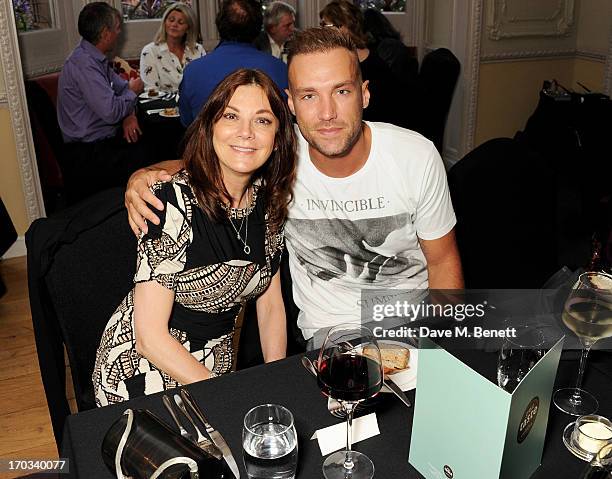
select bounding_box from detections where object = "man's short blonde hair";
[287,27,361,82]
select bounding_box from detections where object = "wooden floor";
[0,256,58,479]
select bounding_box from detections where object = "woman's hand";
[125,160,182,235]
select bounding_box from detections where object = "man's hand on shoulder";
[125,160,183,236]
[122,114,141,143]
[125,168,172,236]
[129,76,144,95]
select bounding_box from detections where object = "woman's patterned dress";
[93,172,283,406]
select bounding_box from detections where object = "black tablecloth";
[61,350,612,478]
[137,96,186,164]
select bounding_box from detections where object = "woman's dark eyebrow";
[225,105,274,116]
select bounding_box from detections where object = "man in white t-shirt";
[283,28,462,339]
[124,27,463,342]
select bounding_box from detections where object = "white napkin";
[310,413,380,456]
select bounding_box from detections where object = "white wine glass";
[554,272,612,416]
[317,325,383,479]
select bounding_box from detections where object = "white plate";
[159,109,179,118]
[139,91,162,99]
[378,340,418,392]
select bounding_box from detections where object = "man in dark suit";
[253,1,296,63]
[178,0,288,126]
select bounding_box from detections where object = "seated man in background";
[178,0,288,126]
[253,1,296,63]
[57,2,146,205]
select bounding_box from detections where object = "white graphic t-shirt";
[285,122,456,339]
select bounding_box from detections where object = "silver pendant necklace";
[228,187,251,255]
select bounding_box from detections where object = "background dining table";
[60,347,612,478]
[137,93,186,165]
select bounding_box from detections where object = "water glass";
[497,326,545,392]
[242,404,298,479]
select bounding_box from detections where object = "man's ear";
[98,27,110,46]
[285,89,296,115]
[361,80,370,110]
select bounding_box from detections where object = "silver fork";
[162,395,195,443]
[173,394,223,460]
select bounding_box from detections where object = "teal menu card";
[408,336,564,479]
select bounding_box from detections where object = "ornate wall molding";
[0,1,46,222]
[480,48,606,63]
[464,0,483,153]
[24,63,62,79]
[487,0,574,40]
[482,48,570,62]
[575,49,607,62]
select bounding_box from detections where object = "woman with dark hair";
[93,69,297,406]
[363,8,418,85]
[140,2,205,92]
[319,0,407,127]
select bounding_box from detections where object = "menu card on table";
[408,336,564,479]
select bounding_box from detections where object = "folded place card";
[311,413,380,456]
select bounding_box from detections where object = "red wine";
[318,353,382,402]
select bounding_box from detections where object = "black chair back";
[413,48,460,152]
[448,138,557,288]
[26,188,136,446]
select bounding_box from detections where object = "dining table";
[136,92,186,164]
[60,345,612,478]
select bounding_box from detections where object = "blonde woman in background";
[140,3,205,92]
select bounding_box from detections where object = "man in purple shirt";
[57,2,146,204]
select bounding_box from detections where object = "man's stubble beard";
[301,120,364,159]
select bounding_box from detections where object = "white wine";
[562,296,612,342]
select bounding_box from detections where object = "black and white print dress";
[93,172,283,406]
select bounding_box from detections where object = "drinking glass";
[242,404,298,479]
[580,442,612,478]
[317,324,383,479]
[554,272,612,416]
[497,326,545,392]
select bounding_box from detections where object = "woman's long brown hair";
[182,69,297,234]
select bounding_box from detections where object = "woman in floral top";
[140,3,205,92]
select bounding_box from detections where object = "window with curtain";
[121,0,195,21]
[12,0,55,33]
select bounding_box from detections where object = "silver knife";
[383,376,412,408]
[180,389,241,479]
